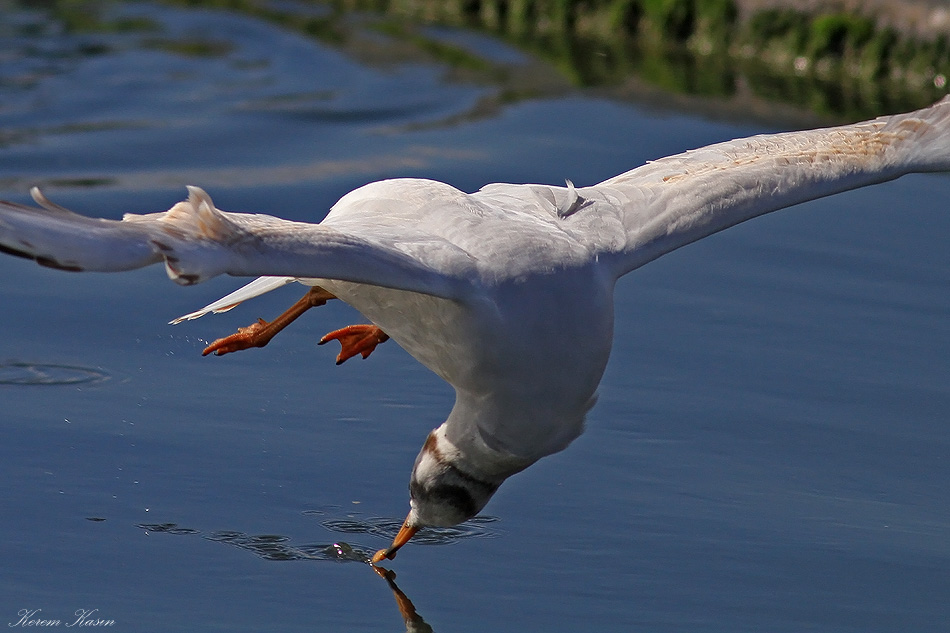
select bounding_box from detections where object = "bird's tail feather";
[170,275,296,324]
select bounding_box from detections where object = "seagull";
[1,98,948,562]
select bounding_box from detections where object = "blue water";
[1,3,949,632]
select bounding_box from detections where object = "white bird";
[1,98,948,562]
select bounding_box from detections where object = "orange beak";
[371,514,419,563]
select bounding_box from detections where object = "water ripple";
[131,511,500,563]
[0,362,109,386]
[317,514,500,546]
[134,522,375,563]
[205,530,374,563]
[136,522,201,536]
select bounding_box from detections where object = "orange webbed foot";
[319,324,390,365]
[201,286,336,358]
[202,319,274,356]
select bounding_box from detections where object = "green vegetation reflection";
[12,0,950,119]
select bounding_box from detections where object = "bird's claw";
[202,318,271,356]
[319,324,390,364]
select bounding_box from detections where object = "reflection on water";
[136,516,442,630]
[138,523,440,629]
[131,518,475,628]
[372,565,434,633]
[339,0,950,118]
[7,0,947,141]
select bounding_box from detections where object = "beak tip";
[371,515,419,564]
[371,548,393,563]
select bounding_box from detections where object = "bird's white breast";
[319,259,615,465]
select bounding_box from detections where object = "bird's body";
[323,181,615,465]
[2,97,949,559]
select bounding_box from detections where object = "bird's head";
[371,427,500,563]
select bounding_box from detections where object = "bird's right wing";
[0,186,477,302]
[591,96,950,279]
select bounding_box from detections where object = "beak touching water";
[371,513,419,563]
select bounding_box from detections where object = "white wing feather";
[591,96,950,277]
[0,188,162,272]
[0,186,475,302]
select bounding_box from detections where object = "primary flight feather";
[2,97,948,561]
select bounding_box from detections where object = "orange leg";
[319,324,390,365]
[202,286,335,356]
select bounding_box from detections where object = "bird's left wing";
[589,96,950,278]
[0,186,474,301]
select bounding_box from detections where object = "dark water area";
[1,2,949,632]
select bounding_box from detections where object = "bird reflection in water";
[371,565,434,633]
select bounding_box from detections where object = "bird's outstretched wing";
[0,186,474,301]
[592,96,950,278]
